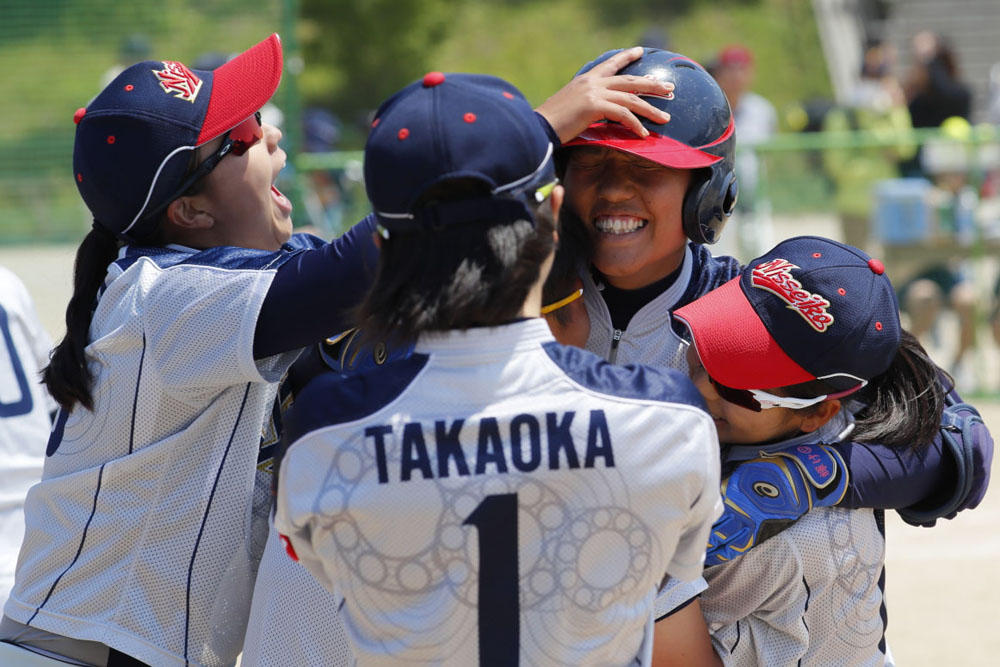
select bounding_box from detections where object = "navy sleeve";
[534,111,562,147]
[835,436,952,510]
[253,215,379,359]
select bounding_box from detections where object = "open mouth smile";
[594,215,647,235]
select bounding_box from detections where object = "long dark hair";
[43,224,122,412]
[43,150,205,412]
[356,180,556,345]
[786,329,949,449]
[851,329,950,448]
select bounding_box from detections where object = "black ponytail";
[851,329,951,449]
[43,224,121,411]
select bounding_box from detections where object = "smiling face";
[188,120,293,251]
[562,146,691,290]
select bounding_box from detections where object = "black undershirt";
[598,265,683,330]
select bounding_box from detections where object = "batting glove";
[706,443,849,566]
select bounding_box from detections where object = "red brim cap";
[197,33,283,144]
[674,276,816,390]
[564,122,726,169]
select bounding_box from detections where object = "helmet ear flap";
[682,166,738,244]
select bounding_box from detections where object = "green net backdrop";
[0,0,294,244]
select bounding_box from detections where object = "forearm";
[253,215,378,359]
[835,438,950,509]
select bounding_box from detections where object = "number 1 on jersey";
[463,493,519,666]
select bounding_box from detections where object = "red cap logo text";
[153,61,202,103]
[751,259,834,332]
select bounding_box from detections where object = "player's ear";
[165,196,215,231]
[799,399,841,434]
[549,184,565,223]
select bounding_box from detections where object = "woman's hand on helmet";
[536,46,672,144]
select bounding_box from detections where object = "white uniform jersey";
[3,242,306,667]
[276,319,721,665]
[656,414,893,666]
[242,524,355,667]
[0,266,55,606]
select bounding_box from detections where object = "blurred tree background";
[301,0,828,146]
[0,0,830,242]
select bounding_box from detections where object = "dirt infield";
[2,241,997,665]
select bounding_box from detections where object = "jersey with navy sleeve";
[0,266,55,606]
[2,233,350,667]
[275,319,722,666]
[655,412,893,666]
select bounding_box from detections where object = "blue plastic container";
[872,178,933,244]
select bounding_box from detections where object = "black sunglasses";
[155,110,264,206]
[179,111,263,193]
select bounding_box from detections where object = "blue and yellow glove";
[706,443,848,565]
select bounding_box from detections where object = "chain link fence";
[0,0,292,243]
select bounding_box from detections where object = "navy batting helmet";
[563,48,738,244]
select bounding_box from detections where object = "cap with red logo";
[674,236,901,392]
[72,33,282,239]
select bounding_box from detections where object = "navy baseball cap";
[674,236,901,392]
[562,48,735,170]
[364,71,556,232]
[73,34,283,239]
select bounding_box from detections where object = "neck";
[519,276,545,318]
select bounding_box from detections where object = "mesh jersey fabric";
[276,319,722,665]
[3,243,303,667]
[241,525,354,667]
[0,266,56,606]
[656,413,893,666]
[702,506,889,666]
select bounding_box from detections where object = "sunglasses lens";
[228,111,263,156]
[710,378,762,412]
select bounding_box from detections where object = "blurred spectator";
[712,45,777,173]
[897,115,979,386]
[904,30,972,127]
[301,107,347,237]
[0,266,56,607]
[822,39,916,251]
[709,45,778,257]
[638,25,671,51]
[901,30,973,177]
[100,34,151,89]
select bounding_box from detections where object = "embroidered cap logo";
[153,61,203,103]
[750,258,834,332]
